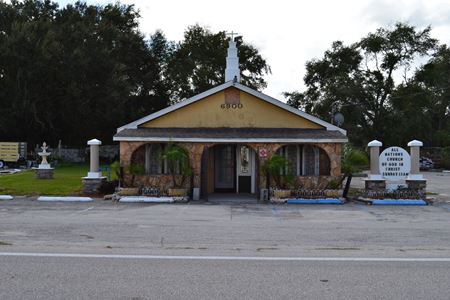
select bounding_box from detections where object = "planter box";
[117,187,140,196]
[273,189,291,199]
[324,189,343,198]
[168,188,188,197]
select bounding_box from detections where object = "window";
[277,145,330,176]
[144,143,184,175]
[145,144,164,174]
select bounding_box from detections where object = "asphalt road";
[1,197,450,299]
[1,255,450,300]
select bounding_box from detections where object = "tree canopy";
[0,1,270,147]
[165,25,271,101]
[285,23,446,148]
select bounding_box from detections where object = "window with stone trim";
[145,143,183,175]
[145,144,165,174]
[277,145,330,176]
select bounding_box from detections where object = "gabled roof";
[117,81,347,135]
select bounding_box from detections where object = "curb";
[119,196,175,203]
[37,196,93,202]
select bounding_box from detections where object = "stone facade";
[365,179,387,191]
[35,168,54,179]
[406,180,427,193]
[119,141,342,196]
[82,178,106,194]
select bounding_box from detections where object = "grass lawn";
[0,165,89,196]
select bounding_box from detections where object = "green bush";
[262,154,294,189]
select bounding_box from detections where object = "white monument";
[366,139,426,192]
[34,142,54,179]
[379,146,411,181]
[82,138,106,194]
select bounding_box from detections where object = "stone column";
[82,138,106,194]
[365,140,385,191]
[406,140,426,192]
[87,139,101,178]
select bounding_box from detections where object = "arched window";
[144,143,184,175]
[277,145,330,176]
[145,144,165,174]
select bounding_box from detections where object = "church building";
[113,38,347,200]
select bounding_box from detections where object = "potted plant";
[262,154,294,199]
[161,143,192,197]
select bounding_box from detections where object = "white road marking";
[0,252,449,262]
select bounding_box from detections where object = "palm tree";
[262,154,294,189]
[340,145,368,198]
[161,143,192,188]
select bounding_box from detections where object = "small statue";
[41,142,48,154]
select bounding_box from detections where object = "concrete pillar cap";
[87,139,102,146]
[407,140,423,147]
[368,140,382,147]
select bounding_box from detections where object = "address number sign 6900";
[221,103,243,109]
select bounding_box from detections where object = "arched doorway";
[201,144,257,200]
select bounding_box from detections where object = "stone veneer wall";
[119,141,342,192]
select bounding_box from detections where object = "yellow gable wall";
[140,88,324,129]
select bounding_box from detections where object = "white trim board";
[116,81,346,135]
[113,137,348,143]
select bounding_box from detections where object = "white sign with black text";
[379,146,411,181]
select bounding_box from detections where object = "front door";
[214,145,235,192]
[237,145,254,193]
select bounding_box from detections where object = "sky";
[56,0,450,99]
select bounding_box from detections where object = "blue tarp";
[371,199,427,205]
[286,199,344,205]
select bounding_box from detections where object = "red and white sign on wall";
[258,148,268,158]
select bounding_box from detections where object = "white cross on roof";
[226,31,238,40]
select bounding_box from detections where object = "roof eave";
[113,136,348,143]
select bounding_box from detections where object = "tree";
[160,143,192,189]
[262,154,294,190]
[0,0,162,146]
[285,23,437,147]
[165,25,271,101]
[340,145,368,197]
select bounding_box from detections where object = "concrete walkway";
[207,193,258,205]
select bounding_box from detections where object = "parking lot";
[1,172,449,299]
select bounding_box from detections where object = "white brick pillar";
[407,140,424,180]
[82,138,106,194]
[87,139,102,178]
[365,140,385,191]
[367,140,383,180]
